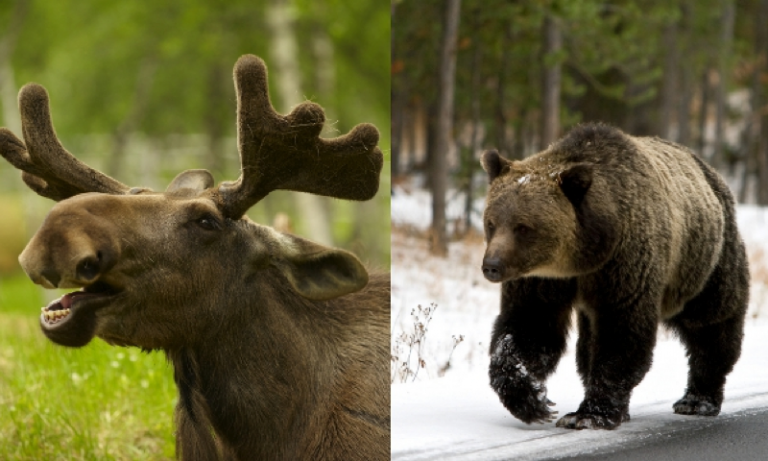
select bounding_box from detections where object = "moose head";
[0,54,382,349]
[0,55,390,460]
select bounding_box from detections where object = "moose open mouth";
[39,281,120,347]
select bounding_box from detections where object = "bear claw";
[673,395,720,416]
[555,410,629,430]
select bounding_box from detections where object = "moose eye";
[195,215,221,231]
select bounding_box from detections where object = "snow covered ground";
[391,185,768,460]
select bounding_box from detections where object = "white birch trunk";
[267,0,334,246]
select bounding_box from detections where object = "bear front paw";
[489,334,557,424]
[673,393,721,416]
[555,410,629,430]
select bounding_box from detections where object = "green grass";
[0,275,177,460]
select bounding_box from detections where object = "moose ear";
[166,169,214,194]
[269,234,369,301]
[558,163,593,206]
[481,150,513,183]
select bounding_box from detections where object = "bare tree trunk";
[540,14,562,148]
[713,0,734,169]
[495,23,513,158]
[392,90,405,178]
[391,1,403,178]
[0,58,20,135]
[464,9,482,234]
[659,20,678,140]
[203,62,230,178]
[267,0,333,246]
[677,3,693,147]
[0,0,28,135]
[431,0,461,256]
[678,66,693,146]
[425,101,437,188]
[757,0,768,204]
[697,70,711,155]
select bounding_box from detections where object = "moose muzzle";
[20,227,118,289]
[19,195,123,289]
[18,199,123,347]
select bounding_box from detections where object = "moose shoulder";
[0,55,390,461]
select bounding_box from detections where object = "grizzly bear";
[481,123,749,430]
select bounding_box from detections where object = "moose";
[0,55,390,460]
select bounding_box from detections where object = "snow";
[391,185,768,460]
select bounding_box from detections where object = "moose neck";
[167,269,342,459]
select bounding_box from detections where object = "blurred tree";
[0,0,28,135]
[713,0,735,169]
[0,0,391,267]
[431,0,461,257]
[541,12,562,148]
[393,0,768,244]
[266,0,333,246]
[757,0,768,204]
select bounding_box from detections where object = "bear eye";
[486,221,495,233]
[514,224,531,236]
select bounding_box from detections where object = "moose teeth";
[41,308,71,322]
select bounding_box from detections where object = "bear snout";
[482,256,505,282]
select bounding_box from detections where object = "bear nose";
[482,256,504,282]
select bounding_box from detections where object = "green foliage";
[1,0,391,266]
[0,276,176,460]
[6,0,389,142]
[0,195,27,275]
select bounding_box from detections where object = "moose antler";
[0,55,383,212]
[0,84,129,201]
[217,55,383,218]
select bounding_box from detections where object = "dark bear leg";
[667,234,748,416]
[667,161,749,416]
[670,314,745,416]
[575,311,592,386]
[489,277,576,424]
[557,296,658,430]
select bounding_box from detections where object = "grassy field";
[0,273,177,460]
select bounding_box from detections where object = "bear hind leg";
[671,314,744,417]
[669,241,748,418]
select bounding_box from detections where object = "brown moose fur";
[481,123,749,430]
[0,55,389,460]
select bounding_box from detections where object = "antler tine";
[217,54,383,218]
[0,84,129,201]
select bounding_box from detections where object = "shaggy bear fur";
[481,123,749,430]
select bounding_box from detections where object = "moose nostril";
[76,255,101,281]
[40,268,61,288]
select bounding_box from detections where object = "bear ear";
[481,150,513,182]
[558,163,593,206]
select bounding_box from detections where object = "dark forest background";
[392,0,768,254]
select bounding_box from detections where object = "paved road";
[548,407,768,461]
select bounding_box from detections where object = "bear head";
[480,149,597,283]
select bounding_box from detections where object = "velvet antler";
[0,55,383,211]
[217,55,383,218]
[0,84,129,201]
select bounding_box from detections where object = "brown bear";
[480,123,749,430]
